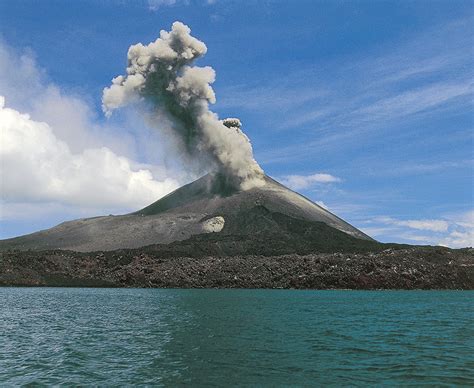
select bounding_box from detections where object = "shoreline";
[0,286,472,290]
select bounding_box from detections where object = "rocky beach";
[1,246,472,289]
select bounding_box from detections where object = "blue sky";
[0,0,473,247]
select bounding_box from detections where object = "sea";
[0,288,472,386]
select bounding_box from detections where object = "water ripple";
[0,289,472,386]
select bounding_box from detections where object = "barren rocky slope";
[0,174,371,252]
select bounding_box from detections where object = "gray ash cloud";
[102,22,264,190]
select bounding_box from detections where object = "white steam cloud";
[102,21,265,191]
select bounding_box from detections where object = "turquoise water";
[0,289,473,386]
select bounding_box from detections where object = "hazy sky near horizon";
[0,0,473,247]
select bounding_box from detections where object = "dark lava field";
[1,243,472,289]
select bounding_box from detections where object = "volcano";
[0,22,377,255]
[0,174,373,253]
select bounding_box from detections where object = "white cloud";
[148,0,177,11]
[374,216,449,232]
[367,160,474,177]
[438,229,474,248]
[0,41,138,157]
[352,81,473,121]
[0,43,44,110]
[147,0,215,11]
[280,173,341,190]
[0,98,179,209]
[0,41,190,229]
[438,210,474,248]
[449,209,474,229]
[364,211,474,248]
[401,220,449,232]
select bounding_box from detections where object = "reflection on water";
[1,288,473,385]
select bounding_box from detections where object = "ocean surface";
[0,289,472,386]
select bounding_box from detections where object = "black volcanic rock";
[1,246,472,289]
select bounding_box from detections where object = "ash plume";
[102,21,264,190]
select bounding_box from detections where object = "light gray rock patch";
[201,216,225,233]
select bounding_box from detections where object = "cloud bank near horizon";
[359,211,474,249]
[0,96,178,209]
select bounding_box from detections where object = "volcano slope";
[1,174,472,289]
[0,174,373,253]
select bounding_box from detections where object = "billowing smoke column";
[102,21,264,191]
